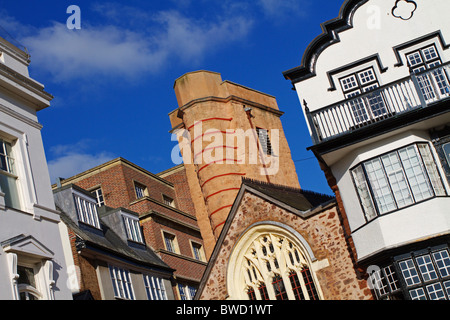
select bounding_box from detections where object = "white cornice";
[0,102,43,130]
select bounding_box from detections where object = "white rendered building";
[284,0,450,300]
[0,36,73,300]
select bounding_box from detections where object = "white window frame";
[90,187,104,207]
[134,181,147,199]
[108,264,135,300]
[143,274,168,300]
[73,190,101,229]
[0,138,21,210]
[177,283,197,300]
[162,194,175,207]
[190,241,205,262]
[339,67,387,124]
[256,128,274,156]
[351,143,447,221]
[4,236,56,300]
[162,231,178,253]
[122,213,143,243]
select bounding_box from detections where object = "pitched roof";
[241,178,335,211]
[57,204,173,272]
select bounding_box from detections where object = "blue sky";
[0,0,344,195]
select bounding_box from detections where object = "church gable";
[197,186,372,300]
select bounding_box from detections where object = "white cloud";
[19,8,253,82]
[257,0,309,19]
[47,140,115,183]
[22,23,166,82]
[47,151,115,183]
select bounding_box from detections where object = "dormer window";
[74,191,101,229]
[122,213,143,243]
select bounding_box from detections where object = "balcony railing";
[306,63,450,144]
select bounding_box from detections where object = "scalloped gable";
[283,0,369,84]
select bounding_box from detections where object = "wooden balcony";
[306,63,450,144]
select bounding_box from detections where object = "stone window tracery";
[237,231,321,300]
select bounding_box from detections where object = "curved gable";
[283,0,369,84]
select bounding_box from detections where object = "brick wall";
[67,228,103,300]
[159,165,196,216]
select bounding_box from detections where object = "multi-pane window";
[407,44,450,100]
[163,232,177,253]
[370,265,401,299]
[301,267,319,300]
[258,284,270,300]
[143,275,167,300]
[17,265,40,300]
[371,248,450,300]
[178,283,197,300]
[90,187,104,207]
[351,143,446,221]
[163,195,175,207]
[74,192,101,229]
[399,259,421,287]
[247,287,257,300]
[191,242,204,261]
[256,128,273,156]
[134,182,147,199]
[122,214,143,243]
[0,139,14,173]
[289,271,305,300]
[397,248,450,300]
[272,275,288,300]
[241,233,320,300]
[0,139,20,209]
[407,45,442,72]
[339,67,387,123]
[109,265,135,300]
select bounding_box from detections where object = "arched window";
[289,271,305,300]
[247,287,256,300]
[272,274,288,300]
[227,223,323,300]
[301,267,319,300]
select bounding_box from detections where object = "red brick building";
[54,158,207,300]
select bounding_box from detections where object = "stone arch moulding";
[226,221,329,300]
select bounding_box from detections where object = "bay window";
[351,143,447,221]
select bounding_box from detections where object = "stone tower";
[169,71,300,257]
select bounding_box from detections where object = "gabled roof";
[195,178,336,299]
